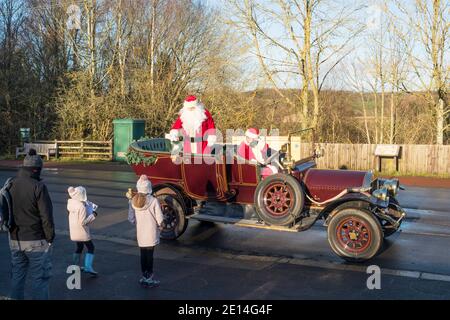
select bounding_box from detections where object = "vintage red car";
[126,131,406,262]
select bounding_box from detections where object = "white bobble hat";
[68,186,87,202]
[136,175,152,194]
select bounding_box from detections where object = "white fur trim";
[190,142,197,154]
[183,99,199,109]
[245,129,259,139]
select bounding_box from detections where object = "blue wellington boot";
[83,253,98,276]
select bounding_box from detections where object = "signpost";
[374,145,401,172]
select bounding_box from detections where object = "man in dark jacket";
[8,149,55,300]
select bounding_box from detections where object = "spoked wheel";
[327,208,383,262]
[264,183,293,216]
[336,217,372,253]
[254,174,304,226]
[155,193,188,240]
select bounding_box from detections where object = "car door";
[181,154,229,200]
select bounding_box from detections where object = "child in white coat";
[67,186,98,276]
[128,175,164,287]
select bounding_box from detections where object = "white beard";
[180,105,207,136]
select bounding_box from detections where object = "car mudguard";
[320,193,378,226]
[153,183,195,215]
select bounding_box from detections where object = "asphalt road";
[1,167,450,299]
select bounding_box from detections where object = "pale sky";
[208,0,449,92]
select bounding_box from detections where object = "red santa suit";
[166,96,216,154]
[237,128,278,178]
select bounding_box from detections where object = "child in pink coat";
[128,175,164,287]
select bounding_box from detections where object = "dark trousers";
[75,241,95,254]
[140,247,154,277]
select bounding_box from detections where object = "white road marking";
[404,208,449,216]
[55,228,450,284]
[401,230,450,238]
[421,273,450,282]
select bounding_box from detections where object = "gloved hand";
[126,188,134,200]
[165,131,179,142]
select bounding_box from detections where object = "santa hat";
[245,128,260,139]
[136,175,152,194]
[183,95,199,109]
[68,186,87,202]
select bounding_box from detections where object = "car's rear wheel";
[254,173,304,226]
[327,208,383,262]
[155,193,188,240]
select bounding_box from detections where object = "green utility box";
[20,128,31,144]
[113,119,146,161]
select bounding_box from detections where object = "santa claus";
[237,128,278,177]
[166,95,216,154]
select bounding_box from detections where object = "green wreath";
[125,149,157,167]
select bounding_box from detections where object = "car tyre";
[155,193,189,240]
[327,208,383,262]
[254,173,304,226]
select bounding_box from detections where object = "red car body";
[127,138,405,262]
[132,153,371,206]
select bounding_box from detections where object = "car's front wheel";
[327,208,383,262]
[155,193,189,240]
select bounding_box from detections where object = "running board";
[187,213,302,232]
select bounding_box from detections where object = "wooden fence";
[232,136,450,175]
[31,137,449,174]
[35,140,113,160]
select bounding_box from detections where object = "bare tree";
[344,61,372,144]
[394,0,449,144]
[0,0,27,151]
[228,0,363,130]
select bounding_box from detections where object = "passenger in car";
[237,128,278,178]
